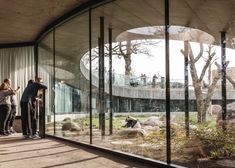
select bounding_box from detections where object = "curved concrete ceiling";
[0,0,89,44]
[1,0,235,46]
[36,0,235,90]
[40,0,235,62]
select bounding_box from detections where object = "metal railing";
[81,60,235,90]
[80,61,192,89]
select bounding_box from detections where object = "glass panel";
[90,0,166,162]
[54,12,90,143]
[224,2,235,168]
[170,0,235,167]
[37,0,235,167]
[38,33,54,135]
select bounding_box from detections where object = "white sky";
[109,40,235,81]
[83,39,235,82]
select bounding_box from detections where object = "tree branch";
[206,63,221,100]
[180,49,185,56]
[186,42,199,85]
[227,74,235,89]
[194,43,203,62]
[119,42,126,57]
[199,51,216,82]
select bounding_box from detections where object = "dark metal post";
[89,9,93,144]
[184,41,189,137]
[108,27,113,135]
[221,31,227,130]
[165,0,171,164]
[39,89,46,138]
[98,37,101,130]
[53,27,56,135]
[100,17,105,136]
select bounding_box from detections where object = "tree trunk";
[196,99,208,122]
[181,42,224,123]
[124,56,132,76]
[208,64,211,85]
[124,40,132,76]
[195,91,203,122]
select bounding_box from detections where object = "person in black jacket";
[20,77,47,139]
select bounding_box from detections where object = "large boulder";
[117,128,147,138]
[211,105,222,115]
[217,160,235,168]
[62,121,81,132]
[111,140,133,145]
[142,116,163,127]
[63,117,71,122]
[227,102,235,116]
[217,102,235,129]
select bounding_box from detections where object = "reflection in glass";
[38,33,54,135]
[89,0,166,162]
[38,0,235,167]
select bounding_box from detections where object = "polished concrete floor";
[0,134,156,168]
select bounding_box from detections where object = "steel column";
[98,37,102,130]
[89,9,93,144]
[165,0,171,164]
[99,17,105,136]
[109,27,113,135]
[39,90,46,138]
[221,31,227,130]
[53,27,56,135]
[184,41,189,137]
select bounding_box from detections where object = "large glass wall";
[54,12,90,142]
[170,0,235,167]
[38,32,54,135]
[90,0,166,161]
[37,0,235,167]
[223,2,235,168]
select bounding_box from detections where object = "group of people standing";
[0,79,20,136]
[0,77,47,139]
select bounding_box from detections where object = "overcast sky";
[110,40,235,82]
[83,39,235,83]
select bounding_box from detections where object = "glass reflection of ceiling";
[119,26,215,44]
[42,65,75,80]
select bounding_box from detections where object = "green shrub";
[192,124,235,158]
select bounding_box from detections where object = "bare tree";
[116,40,159,76]
[181,41,229,122]
[88,39,160,76]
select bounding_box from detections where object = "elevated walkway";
[40,45,235,100]
[80,62,235,100]
[39,40,235,101]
